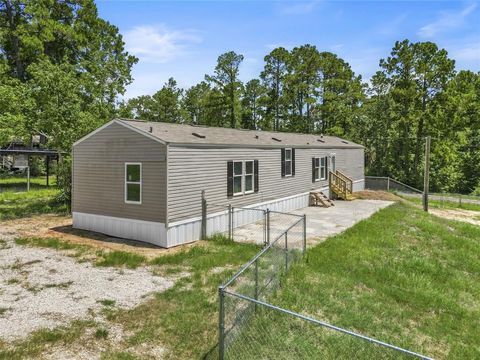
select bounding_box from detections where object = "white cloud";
[451,41,480,62]
[376,14,407,36]
[279,1,320,15]
[330,43,344,52]
[124,25,202,64]
[418,3,477,38]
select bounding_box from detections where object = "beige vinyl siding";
[73,122,167,223]
[168,146,364,222]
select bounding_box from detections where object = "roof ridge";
[116,118,339,139]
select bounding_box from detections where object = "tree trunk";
[230,87,235,128]
[275,65,280,131]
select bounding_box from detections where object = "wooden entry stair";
[329,170,355,200]
[310,191,335,207]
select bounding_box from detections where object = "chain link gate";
[230,206,267,245]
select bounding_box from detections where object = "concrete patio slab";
[233,199,394,247]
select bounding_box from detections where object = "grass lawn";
[268,202,480,359]
[400,194,480,212]
[0,186,66,220]
[0,175,57,191]
[1,203,479,359]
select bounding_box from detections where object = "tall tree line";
[0,1,477,194]
[0,0,137,150]
[121,42,479,194]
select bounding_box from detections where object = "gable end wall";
[72,122,167,223]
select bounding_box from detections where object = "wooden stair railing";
[329,171,354,200]
[310,191,335,207]
[335,170,353,194]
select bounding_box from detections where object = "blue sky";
[96,1,480,99]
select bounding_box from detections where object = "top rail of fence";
[268,209,305,218]
[231,205,266,212]
[365,176,423,194]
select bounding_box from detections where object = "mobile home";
[72,119,364,247]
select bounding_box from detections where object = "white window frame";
[125,162,142,205]
[244,160,254,194]
[285,148,292,177]
[320,156,327,180]
[314,157,320,182]
[233,161,244,196]
[233,160,255,196]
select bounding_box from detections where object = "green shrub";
[56,157,72,211]
[472,183,480,197]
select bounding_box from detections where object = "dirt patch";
[353,190,402,202]
[0,214,205,259]
[429,208,480,226]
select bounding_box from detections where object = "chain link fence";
[365,176,422,194]
[217,213,432,360]
[203,195,305,247]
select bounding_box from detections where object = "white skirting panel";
[353,179,365,192]
[73,212,168,247]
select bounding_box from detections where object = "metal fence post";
[266,209,270,245]
[228,204,232,240]
[263,210,267,246]
[387,177,390,191]
[302,214,307,255]
[218,286,225,360]
[254,258,259,311]
[26,166,30,192]
[201,190,207,239]
[285,232,288,271]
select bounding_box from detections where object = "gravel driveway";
[0,224,175,341]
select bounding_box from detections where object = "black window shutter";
[254,160,259,192]
[227,161,233,197]
[281,149,285,177]
[292,148,296,176]
[312,157,316,182]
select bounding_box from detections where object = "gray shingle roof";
[118,119,363,149]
